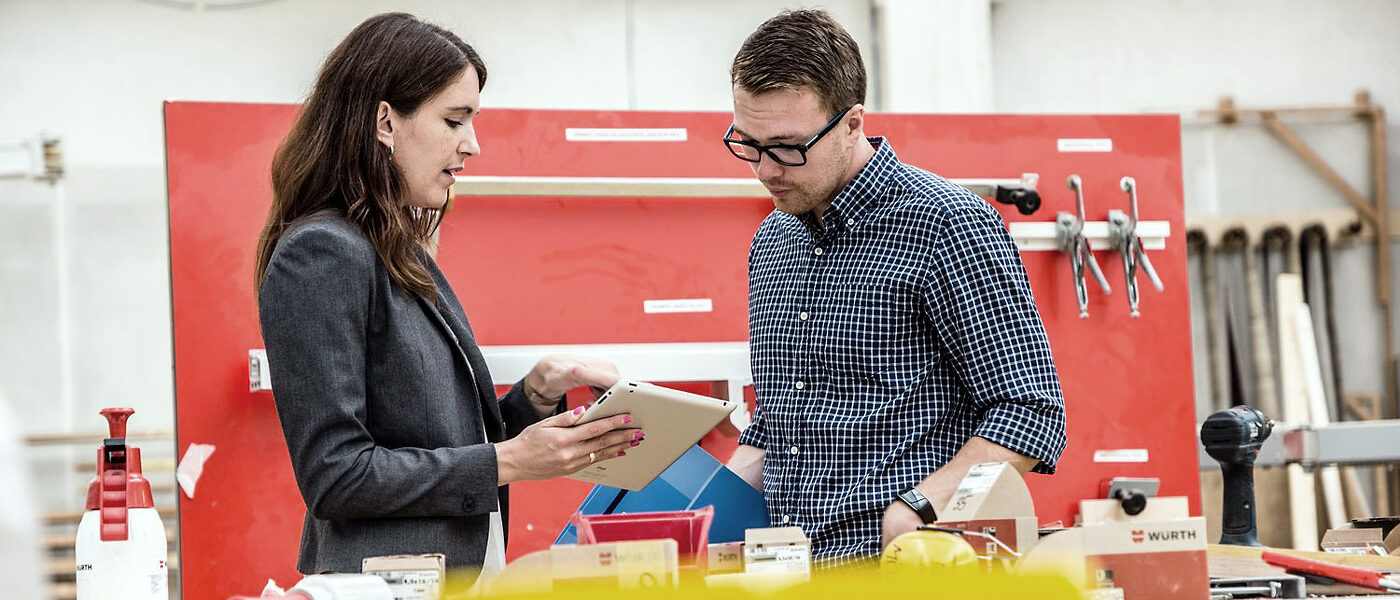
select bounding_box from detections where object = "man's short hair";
[730,9,867,118]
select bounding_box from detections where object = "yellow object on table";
[879,530,979,574]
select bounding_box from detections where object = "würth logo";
[1132,529,1198,543]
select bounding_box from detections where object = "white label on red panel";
[566,128,688,142]
[1094,448,1149,463]
[1057,138,1114,152]
[644,298,713,314]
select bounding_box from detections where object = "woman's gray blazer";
[258,211,547,576]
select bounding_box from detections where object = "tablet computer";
[567,380,738,491]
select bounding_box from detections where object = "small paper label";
[746,545,810,574]
[368,570,440,600]
[954,463,1002,495]
[566,128,688,142]
[1094,449,1149,463]
[1057,138,1113,153]
[643,298,713,314]
[1322,546,1377,555]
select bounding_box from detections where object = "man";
[723,9,1067,563]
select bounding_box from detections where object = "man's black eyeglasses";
[723,105,853,167]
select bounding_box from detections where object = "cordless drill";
[1200,405,1274,546]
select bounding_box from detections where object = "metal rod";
[451,175,1032,200]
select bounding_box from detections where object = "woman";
[254,13,639,581]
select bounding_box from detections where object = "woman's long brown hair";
[254,12,486,301]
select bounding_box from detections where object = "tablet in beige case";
[567,380,738,491]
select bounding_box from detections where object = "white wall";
[991,0,1400,419]
[0,0,876,517]
[0,0,875,422]
[1,0,1398,513]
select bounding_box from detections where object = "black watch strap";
[897,488,939,524]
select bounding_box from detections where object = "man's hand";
[881,497,927,549]
[523,354,620,416]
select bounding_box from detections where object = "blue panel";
[688,466,770,543]
[653,445,722,499]
[555,445,770,545]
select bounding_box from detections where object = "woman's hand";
[494,405,642,485]
[523,354,620,416]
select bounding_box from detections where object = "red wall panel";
[167,103,1195,598]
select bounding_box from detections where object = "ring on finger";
[589,451,597,464]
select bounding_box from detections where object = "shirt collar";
[825,136,897,231]
[781,137,898,239]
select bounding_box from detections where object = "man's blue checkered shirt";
[738,138,1067,562]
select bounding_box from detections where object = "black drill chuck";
[1200,405,1274,546]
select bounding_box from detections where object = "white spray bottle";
[75,407,168,599]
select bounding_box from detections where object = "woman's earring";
[389,145,395,156]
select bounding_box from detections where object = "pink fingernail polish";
[630,440,641,447]
[633,430,645,441]
[622,415,633,424]
[617,451,627,456]
[573,406,584,415]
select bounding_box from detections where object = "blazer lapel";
[416,293,506,440]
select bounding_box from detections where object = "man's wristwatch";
[896,488,939,524]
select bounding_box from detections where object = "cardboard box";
[483,539,679,596]
[707,541,745,575]
[939,462,1035,521]
[1082,517,1209,600]
[551,539,679,589]
[1079,497,1209,600]
[1321,526,1389,556]
[362,554,444,600]
[934,517,1039,558]
[744,527,810,577]
[935,462,1039,557]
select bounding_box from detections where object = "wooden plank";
[1292,302,1348,528]
[1260,112,1377,225]
[1343,393,1391,519]
[47,554,179,576]
[45,528,175,550]
[1208,544,1399,596]
[73,458,177,473]
[1369,106,1396,425]
[24,430,173,446]
[49,582,75,600]
[42,507,176,524]
[1275,273,1320,551]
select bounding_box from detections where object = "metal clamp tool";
[979,173,1041,215]
[1057,175,1111,318]
[1107,177,1164,317]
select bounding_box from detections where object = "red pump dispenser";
[83,408,154,542]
